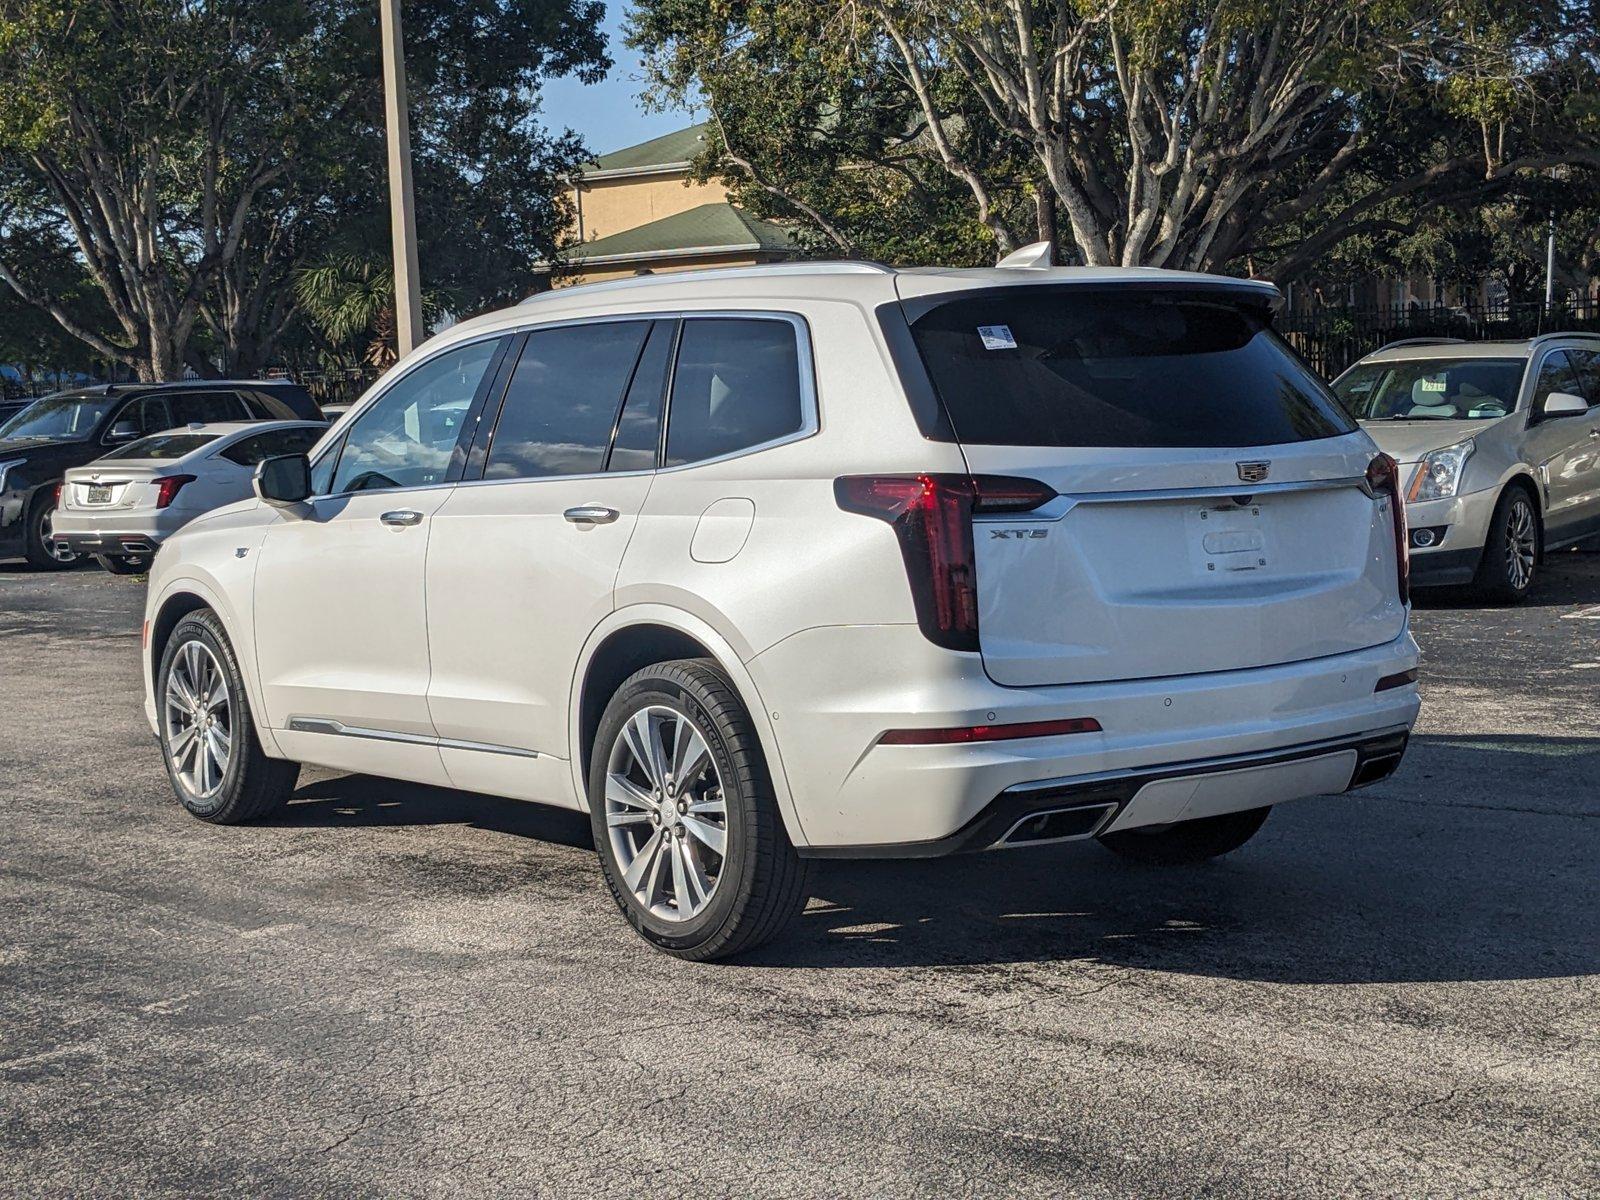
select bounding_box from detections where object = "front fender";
[144,512,280,756]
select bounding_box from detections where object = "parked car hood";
[1357,417,1503,464]
[0,437,96,472]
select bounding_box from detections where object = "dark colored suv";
[0,380,322,569]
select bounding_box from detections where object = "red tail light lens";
[880,717,1101,745]
[1365,453,1409,604]
[835,473,1056,651]
[153,474,196,509]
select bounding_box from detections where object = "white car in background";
[1331,333,1600,601]
[141,254,1420,960]
[52,421,325,574]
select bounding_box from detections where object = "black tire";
[94,553,150,576]
[22,493,75,570]
[1098,806,1270,865]
[1470,486,1540,604]
[588,657,809,961]
[157,609,298,823]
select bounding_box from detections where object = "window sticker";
[977,324,1017,351]
[1418,376,1447,393]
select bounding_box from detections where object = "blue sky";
[539,3,697,158]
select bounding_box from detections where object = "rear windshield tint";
[907,289,1354,448]
[102,433,217,460]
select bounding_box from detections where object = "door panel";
[1525,350,1600,533]
[425,320,662,791]
[425,472,655,769]
[250,336,507,783]
[254,486,452,746]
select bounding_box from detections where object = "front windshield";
[0,392,117,441]
[1333,357,1525,421]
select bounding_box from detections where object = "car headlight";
[1409,438,1474,502]
[0,458,25,494]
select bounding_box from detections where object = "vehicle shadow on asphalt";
[262,735,1598,984]
[1412,546,1600,610]
[269,771,595,851]
[749,732,1600,982]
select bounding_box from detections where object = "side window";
[483,321,651,480]
[167,391,250,425]
[332,339,500,493]
[117,395,172,437]
[1568,348,1600,407]
[665,318,805,467]
[221,427,323,466]
[1531,351,1583,414]
[606,320,674,472]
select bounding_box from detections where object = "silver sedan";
[51,421,325,574]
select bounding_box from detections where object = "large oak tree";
[0,0,605,381]
[632,0,1600,279]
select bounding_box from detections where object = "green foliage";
[0,0,607,377]
[630,0,1600,280]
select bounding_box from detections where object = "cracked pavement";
[1,551,1597,1197]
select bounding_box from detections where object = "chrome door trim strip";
[286,717,540,759]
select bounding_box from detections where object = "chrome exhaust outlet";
[994,801,1119,848]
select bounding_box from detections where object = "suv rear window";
[907,289,1353,448]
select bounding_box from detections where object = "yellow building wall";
[573,172,730,243]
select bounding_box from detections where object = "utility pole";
[379,0,425,358]
[1544,210,1557,313]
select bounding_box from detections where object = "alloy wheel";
[604,704,728,922]
[1505,499,1536,591]
[164,640,233,798]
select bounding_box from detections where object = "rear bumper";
[747,623,1421,854]
[48,509,177,557]
[803,727,1409,858]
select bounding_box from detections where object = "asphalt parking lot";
[2,554,1597,1198]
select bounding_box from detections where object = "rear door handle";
[380,509,424,527]
[563,505,620,524]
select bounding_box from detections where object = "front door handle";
[380,509,424,528]
[563,505,620,524]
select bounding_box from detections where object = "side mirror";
[106,419,140,443]
[254,453,312,507]
[1540,391,1588,419]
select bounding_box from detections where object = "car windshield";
[0,392,117,441]
[1333,357,1525,421]
[101,433,218,460]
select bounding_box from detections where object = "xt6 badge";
[989,528,1049,540]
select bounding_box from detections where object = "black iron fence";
[1281,296,1600,379]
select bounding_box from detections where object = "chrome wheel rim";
[605,704,727,923]
[1506,500,1536,590]
[163,640,232,798]
[40,508,75,563]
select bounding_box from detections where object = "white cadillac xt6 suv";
[141,252,1421,959]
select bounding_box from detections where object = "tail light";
[834,473,1056,651]
[153,474,196,509]
[880,717,1101,745]
[1365,453,1409,604]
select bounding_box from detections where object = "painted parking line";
[1560,604,1600,620]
